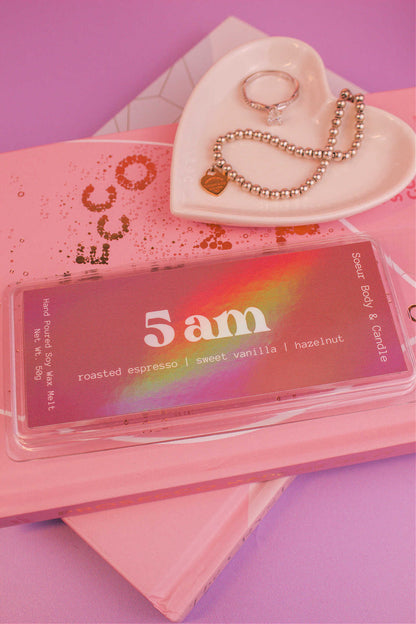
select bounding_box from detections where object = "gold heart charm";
[200,168,228,195]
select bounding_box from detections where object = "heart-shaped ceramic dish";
[171,37,416,226]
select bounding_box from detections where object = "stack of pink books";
[0,17,414,621]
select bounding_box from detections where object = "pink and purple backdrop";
[0,1,415,623]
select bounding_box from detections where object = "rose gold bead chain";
[201,89,365,199]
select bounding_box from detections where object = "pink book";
[1,99,414,530]
[66,478,294,621]
[4,117,415,529]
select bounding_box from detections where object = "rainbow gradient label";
[21,241,410,428]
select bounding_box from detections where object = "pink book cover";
[1,106,415,528]
[66,477,294,622]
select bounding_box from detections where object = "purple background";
[0,1,415,623]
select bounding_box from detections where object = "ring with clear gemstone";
[241,70,299,125]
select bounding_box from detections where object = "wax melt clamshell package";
[4,235,415,461]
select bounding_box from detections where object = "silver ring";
[241,70,300,125]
